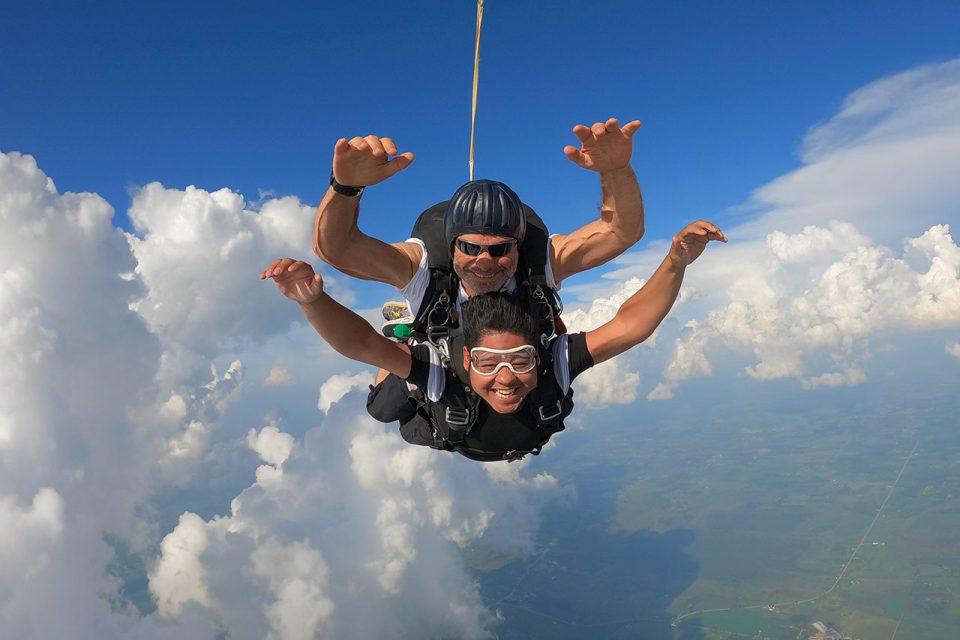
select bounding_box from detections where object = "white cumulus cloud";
[586,60,960,401]
[562,278,645,406]
[318,371,375,413]
[247,423,295,467]
[250,539,335,640]
[150,406,565,639]
[0,149,567,639]
[648,223,959,398]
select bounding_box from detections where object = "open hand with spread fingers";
[563,117,642,172]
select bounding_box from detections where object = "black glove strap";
[329,171,364,197]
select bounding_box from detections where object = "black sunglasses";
[455,239,516,257]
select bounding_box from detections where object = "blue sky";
[4,0,959,259]
[2,2,960,638]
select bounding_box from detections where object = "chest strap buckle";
[445,406,472,428]
[538,401,562,422]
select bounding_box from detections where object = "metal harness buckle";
[445,406,472,427]
[538,401,562,422]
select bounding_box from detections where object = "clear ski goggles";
[455,239,516,257]
[469,345,538,376]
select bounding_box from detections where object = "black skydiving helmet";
[443,179,527,249]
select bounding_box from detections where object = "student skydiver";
[261,220,726,462]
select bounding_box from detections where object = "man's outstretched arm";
[313,135,421,289]
[550,118,645,283]
[261,258,414,377]
[584,220,727,365]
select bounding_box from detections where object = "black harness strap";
[443,333,480,438]
[409,202,461,346]
[512,205,565,427]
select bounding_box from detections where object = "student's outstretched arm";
[313,135,422,289]
[260,258,413,378]
[584,221,727,365]
[550,117,645,283]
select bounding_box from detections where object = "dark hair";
[444,180,526,246]
[461,292,539,349]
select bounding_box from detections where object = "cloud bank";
[149,409,564,639]
[568,59,960,404]
[0,152,565,639]
[648,222,959,399]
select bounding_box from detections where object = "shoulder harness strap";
[408,201,460,348]
[442,333,481,435]
[408,334,479,450]
[514,205,566,427]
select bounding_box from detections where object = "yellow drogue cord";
[469,0,484,182]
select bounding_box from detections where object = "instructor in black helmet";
[313,117,645,308]
[392,178,537,342]
[442,179,526,297]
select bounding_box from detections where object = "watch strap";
[329,171,364,197]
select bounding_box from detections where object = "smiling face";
[452,233,519,296]
[463,331,539,414]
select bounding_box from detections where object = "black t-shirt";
[405,333,594,454]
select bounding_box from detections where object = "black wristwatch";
[329,171,364,197]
